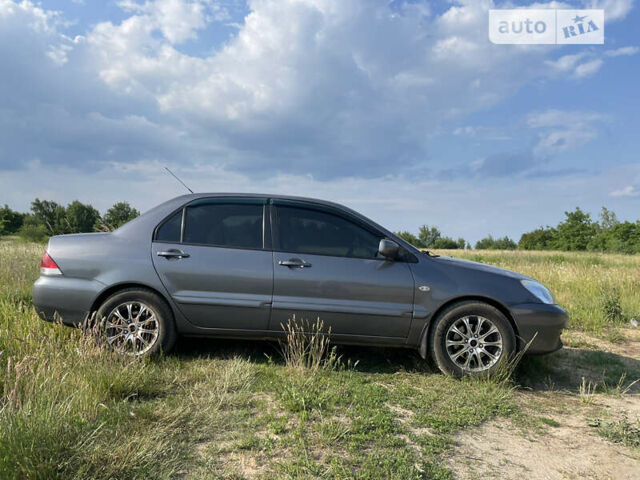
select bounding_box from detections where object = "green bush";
[598,286,625,324]
[518,226,557,250]
[65,201,100,234]
[553,207,597,251]
[30,199,68,236]
[0,205,24,235]
[9,199,143,241]
[17,223,48,243]
[395,230,419,246]
[432,236,467,249]
[395,225,468,249]
[102,202,140,230]
[518,206,640,254]
[475,235,517,250]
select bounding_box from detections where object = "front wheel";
[428,301,516,377]
[96,288,177,356]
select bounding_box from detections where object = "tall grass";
[278,315,340,372]
[276,316,344,414]
[0,240,256,479]
[434,249,640,334]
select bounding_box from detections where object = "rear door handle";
[157,249,190,259]
[278,258,312,268]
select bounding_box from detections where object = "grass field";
[1,240,639,479]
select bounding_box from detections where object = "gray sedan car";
[33,194,567,376]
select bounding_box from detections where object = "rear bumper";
[32,276,104,327]
[510,303,568,354]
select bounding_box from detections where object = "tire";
[428,301,516,378]
[95,288,177,356]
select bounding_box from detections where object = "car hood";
[431,255,532,281]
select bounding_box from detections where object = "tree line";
[0,199,139,241]
[518,207,640,254]
[1,201,639,253]
[395,225,469,250]
[396,206,640,254]
[395,226,516,251]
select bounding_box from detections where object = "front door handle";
[157,249,190,259]
[278,258,312,268]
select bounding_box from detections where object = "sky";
[0,0,638,244]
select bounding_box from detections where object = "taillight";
[41,252,62,275]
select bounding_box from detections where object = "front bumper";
[510,303,569,354]
[32,275,104,327]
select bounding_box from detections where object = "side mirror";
[378,238,400,260]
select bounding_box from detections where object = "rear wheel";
[428,301,516,377]
[96,288,177,356]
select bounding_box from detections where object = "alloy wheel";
[445,315,503,372]
[104,301,159,355]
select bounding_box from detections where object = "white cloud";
[536,128,597,151]
[546,44,638,79]
[610,185,640,197]
[573,58,604,78]
[0,0,544,178]
[526,110,607,128]
[527,109,609,153]
[605,45,639,56]
[0,0,62,33]
[446,105,614,179]
[75,0,579,177]
[117,0,226,44]
[453,125,510,140]
[585,0,634,22]
[545,52,588,73]
[432,36,479,60]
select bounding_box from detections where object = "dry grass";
[278,315,340,372]
[433,249,640,334]
[0,239,258,479]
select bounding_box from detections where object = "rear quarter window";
[155,210,182,242]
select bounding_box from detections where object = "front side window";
[275,206,381,259]
[183,203,263,249]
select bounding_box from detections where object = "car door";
[152,198,273,330]
[269,201,415,339]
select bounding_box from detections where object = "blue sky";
[0,0,638,243]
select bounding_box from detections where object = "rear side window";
[275,206,381,259]
[155,210,182,243]
[183,203,263,249]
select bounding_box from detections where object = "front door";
[152,199,273,330]
[270,203,415,339]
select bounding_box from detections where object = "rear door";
[152,198,273,330]
[270,201,415,339]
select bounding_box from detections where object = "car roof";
[175,192,351,210]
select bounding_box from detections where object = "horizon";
[1,193,628,246]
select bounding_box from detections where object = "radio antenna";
[164,167,194,193]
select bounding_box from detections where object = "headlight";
[521,279,555,304]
